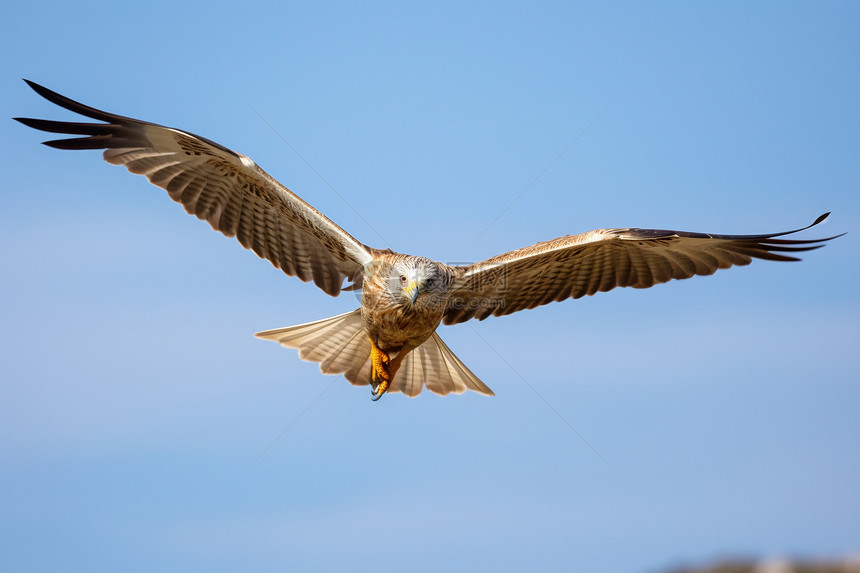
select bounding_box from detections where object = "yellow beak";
[405,281,419,303]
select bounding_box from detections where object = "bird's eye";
[400,275,407,284]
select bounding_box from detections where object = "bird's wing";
[443,214,839,324]
[15,80,375,296]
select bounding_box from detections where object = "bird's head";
[392,258,448,306]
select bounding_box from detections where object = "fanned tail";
[255,310,494,398]
[396,334,495,397]
[255,309,371,380]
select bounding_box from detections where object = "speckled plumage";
[16,81,841,399]
[360,254,460,352]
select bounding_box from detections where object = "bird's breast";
[360,296,446,352]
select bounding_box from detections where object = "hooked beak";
[405,281,420,304]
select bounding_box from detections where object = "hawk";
[15,80,840,400]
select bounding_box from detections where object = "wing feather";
[15,80,374,296]
[444,215,841,324]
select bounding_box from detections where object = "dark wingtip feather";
[20,79,134,124]
[802,214,846,241]
[812,212,830,226]
[18,80,245,160]
[41,136,115,150]
[13,116,115,135]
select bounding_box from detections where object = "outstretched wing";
[15,80,374,296]
[444,214,840,324]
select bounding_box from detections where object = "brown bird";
[15,80,840,400]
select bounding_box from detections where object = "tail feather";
[256,310,494,398]
[255,310,370,377]
[345,353,372,387]
[398,334,495,397]
[320,329,368,373]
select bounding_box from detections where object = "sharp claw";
[370,375,391,401]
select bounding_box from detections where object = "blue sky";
[2,2,858,572]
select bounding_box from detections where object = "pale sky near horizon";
[2,2,858,572]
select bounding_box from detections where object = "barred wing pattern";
[15,80,373,296]
[444,214,837,324]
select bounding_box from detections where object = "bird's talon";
[369,339,392,401]
[370,381,388,401]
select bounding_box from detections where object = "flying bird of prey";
[15,80,840,400]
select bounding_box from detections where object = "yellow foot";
[370,340,392,401]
